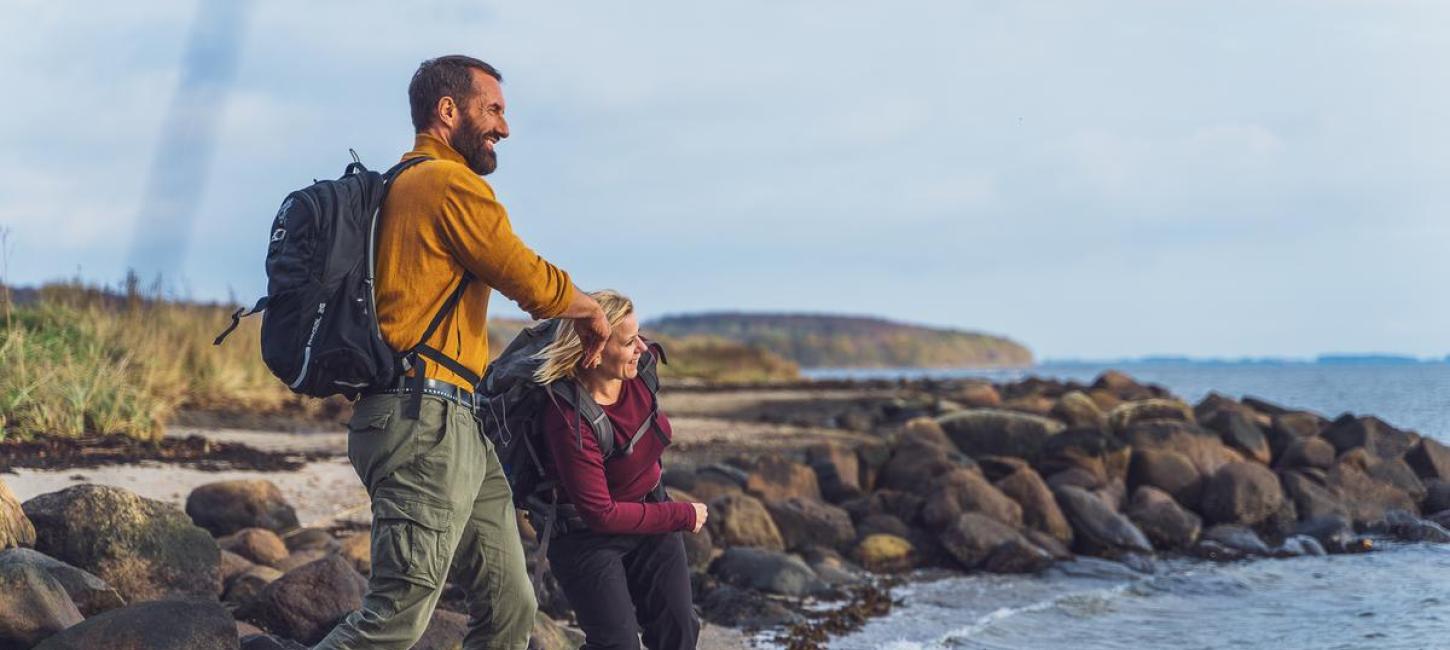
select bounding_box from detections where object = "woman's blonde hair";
[532,289,635,385]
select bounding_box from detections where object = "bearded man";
[314,55,610,650]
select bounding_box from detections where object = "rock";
[938,512,1025,570]
[682,525,715,572]
[0,548,125,617]
[1277,437,1335,471]
[1320,414,1419,460]
[223,564,283,610]
[1425,480,1450,515]
[1328,460,1419,526]
[282,528,339,554]
[878,442,965,495]
[1274,535,1327,557]
[708,493,785,550]
[957,382,1003,408]
[22,485,220,602]
[1406,438,1450,481]
[852,534,915,573]
[274,549,330,573]
[1126,486,1201,550]
[1128,448,1203,508]
[1193,392,1264,425]
[799,546,863,588]
[976,455,1032,482]
[1190,540,1247,562]
[186,480,299,537]
[982,536,1054,574]
[1280,469,1349,522]
[936,409,1066,463]
[698,583,802,628]
[855,513,911,540]
[690,465,748,503]
[530,611,585,650]
[1107,399,1194,434]
[743,456,821,502]
[1023,529,1074,561]
[1266,412,1326,459]
[842,490,925,527]
[1294,515,1358,553]
[412,608,467,650]
[920,468,1022,532]
[764,497,856,552]
[1091,371,1153,401]
[219,528,289,568]
[1363,456,1427,504]
[235,621,264,638]
[1200,462,1284,527]
[0,563,83,648]
[995,467,1073,545]
[251,555,366,645]
[220,550,255,586]
[1051,391,1107,430]
[337,533,370,576]
[1037,428,1131,486]
[1052,486,1153,556]
[1003,395,1056,417]
[808,443,863,502]
[1371,509,1450,543]
[710,547,824,597]
[1201,524,1271,556]
[1046,467,1105,492]
[1123,419,1242,478]
[1428,509,1450,530]
[35,599,235,650]
[0,478,35,551]
[1203,410,1271,465]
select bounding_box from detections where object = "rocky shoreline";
[2,370,1450,649]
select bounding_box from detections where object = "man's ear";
[436,96,458,129]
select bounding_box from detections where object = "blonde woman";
[534,290,707,650]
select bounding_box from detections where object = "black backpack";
[215,152,473,410]
[477,320,669,533]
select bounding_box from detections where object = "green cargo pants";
[314,393,537,650]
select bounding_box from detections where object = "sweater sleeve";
[541,402,696,535]
[434,170,573,320]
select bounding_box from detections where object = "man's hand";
[691,503,709,533]
[557,287,610,368]
[576,308,610,369]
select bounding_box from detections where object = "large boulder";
[709,547,824,597]
[708,494,785,550]
[1128,448,1203,508]
[1406,438,1450,481]
[1203,410,1271,465]
[0,478,35,551]
[1050,391,1108,430]
[0,563,83,648]
[1123,419,1242,479]
[852,534,915,573]
[1266,412,1326,459]
[920,468,1023,532]
[743,456,822,502]
[1426,480,1450,515]
[1036,428,1132,486]
[689,465,748,503]
[698,583,802,628]
[185,480,300,537]
[1126,486,1200,550]
[250,555,366,645]
[0,548,125,616]
[995,467,1073,545]
[841,490,925,527]
[1280,469,1350,522]
[935,409,1066,463]
[939,512,1050,573]
[223,564,283,611]
[1052,486,1153,556]
[1201,462,1284,526]
[1319,415,1419,460]
[1091,371,1155,401]
[1201,524,1272,557]
[35,599,236,650]
[1328,460,1419,526]
[1107,399,1194,434]
[337,534,370,576]
[807,443,864,502]
[23,485,220,602]
[764,497,855,552]
[219,528,289,569]
[1277,437,1335,471]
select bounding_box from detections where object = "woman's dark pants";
[547,529,700,650]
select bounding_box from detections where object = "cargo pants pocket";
[370,494,453,591]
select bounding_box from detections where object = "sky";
[2,0,1449,360]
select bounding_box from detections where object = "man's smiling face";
[453,68,509,176]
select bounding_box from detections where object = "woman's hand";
[691,502,709,533]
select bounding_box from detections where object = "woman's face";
[590,313,648,381]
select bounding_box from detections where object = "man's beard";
[453,115,498,176]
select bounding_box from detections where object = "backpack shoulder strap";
[549,380,616,459]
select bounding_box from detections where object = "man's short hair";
[409,55,502,132]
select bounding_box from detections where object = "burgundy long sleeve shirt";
[541,376,696,535]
